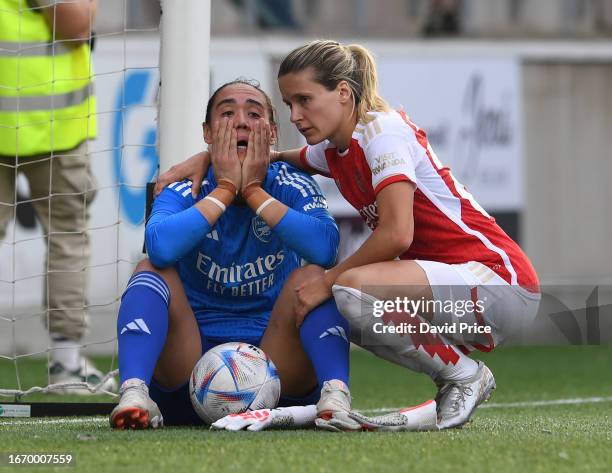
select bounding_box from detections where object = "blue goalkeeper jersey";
[148,162,338,340]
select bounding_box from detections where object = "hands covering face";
[209,117,272,194]
[241,119,272,192]
[209,117,242,191]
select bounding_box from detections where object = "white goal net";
[0,0,209,400]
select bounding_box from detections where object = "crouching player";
[110,79,351,429]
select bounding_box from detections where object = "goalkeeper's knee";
[331,284,379,327]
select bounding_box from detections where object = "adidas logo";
[206,229,219,241]
[120,318,151,335]
[319,326,348,343]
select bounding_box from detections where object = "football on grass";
[189,342,281,424]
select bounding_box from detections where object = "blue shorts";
[149,333,320,426]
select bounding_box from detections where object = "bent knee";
[330,284,378,326]
[134,258,178,279]
[134,258,158,274]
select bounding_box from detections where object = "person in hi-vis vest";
[0,0,116,393]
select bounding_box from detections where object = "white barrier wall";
[523,62,612,284]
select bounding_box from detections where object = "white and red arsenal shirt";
[300,110,539,291]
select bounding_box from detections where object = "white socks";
[50,338,80,371]
[332,284,478,383]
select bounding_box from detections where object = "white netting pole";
[159,0,211,170]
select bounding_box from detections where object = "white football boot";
[435,361,496,429]
[316,379,351,419]
[49,356,118,395]
[314,379,363,432]
[110,379,163,429]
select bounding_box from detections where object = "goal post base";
[0,402,116,418]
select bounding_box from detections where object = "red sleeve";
[373,174,414,195]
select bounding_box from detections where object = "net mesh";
[0,0,161,399]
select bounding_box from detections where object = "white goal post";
[159,0,211,170]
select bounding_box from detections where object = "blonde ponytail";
[346,44,389,120]
[279,40,389,122]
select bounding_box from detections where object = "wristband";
[255,198,275,216]
[212,186,235,203]
[204,195,226,212]
[242,181,263,200]
[217,179,238,196]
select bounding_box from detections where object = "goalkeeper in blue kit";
[110,79,351,429]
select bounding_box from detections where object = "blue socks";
[299,298,350,387]
[117,271,170,386]
[117,274,350,390]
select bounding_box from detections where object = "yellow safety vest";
[0,0,96,157]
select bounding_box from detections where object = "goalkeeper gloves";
[316,400,438,432]
[210,405,317,431]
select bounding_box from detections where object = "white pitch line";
[1,396,611,425]
[481,396,612,409]
[360,396,612,414]
[0,417,107,427]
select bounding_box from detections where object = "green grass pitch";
[1,345,611,473]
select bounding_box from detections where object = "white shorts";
[414,260,541,352]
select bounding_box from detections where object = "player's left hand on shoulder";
[154,151,209,197]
